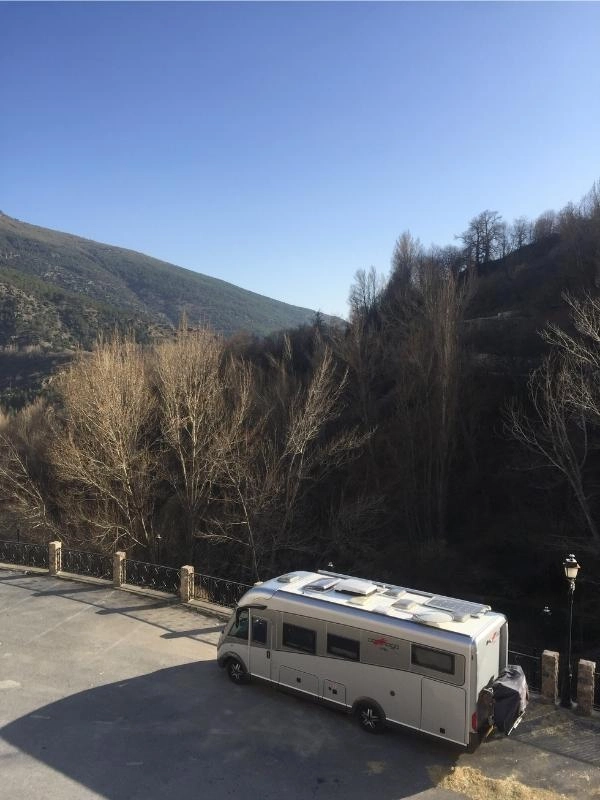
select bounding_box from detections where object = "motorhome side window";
[229,609,249,640]
[282,622,316,654]
[411,644,454,675]
[327,633,360,661]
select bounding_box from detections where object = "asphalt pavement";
[1,568,599,800]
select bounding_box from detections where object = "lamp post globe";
[560,554,580,708]
[563,554,580,582]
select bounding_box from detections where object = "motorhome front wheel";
[226,657,248,683]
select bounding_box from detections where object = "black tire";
[226,657,248,684]
[355,700,385,734]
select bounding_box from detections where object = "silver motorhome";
[217,570,512,747]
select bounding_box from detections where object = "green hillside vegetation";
[0,212,327,339]
[1,179,600,659]
[0,212,333,407]
[0,264,163,349]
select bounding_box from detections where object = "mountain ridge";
[0,211,337,407]
[0,211,329,342]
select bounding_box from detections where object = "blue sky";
[2,2,600,317]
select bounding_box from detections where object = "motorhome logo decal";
[368,636,399,653]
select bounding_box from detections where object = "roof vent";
[413,611,454,627]
[392,598,419,611]
[383,587,407,599]
[276,573,303,584]
[335,578,377,597]
[452,612,471,623]
[304,577,339,592]
[347,594,373,606]
[374,605,413,620]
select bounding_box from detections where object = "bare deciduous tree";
[51,336,157,554]
[507,354,600,549]
[391,231,422,290]
[507,293,600,551]
[544,294,600,390]
[580,179,600,221]
[348,266,385,320]
[0,399,58,538]
[459,210,505,266]
[153,325,247,560]
[532,210,557,242]
[333,312,381,484]
[510,216,532,251]
[216,343,367,579]
[384,254,468,548]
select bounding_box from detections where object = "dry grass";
[428,765,572,800]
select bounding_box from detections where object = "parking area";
[1,569,599,800]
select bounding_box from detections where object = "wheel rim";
[360,706,380,729]
[229,661,244,681]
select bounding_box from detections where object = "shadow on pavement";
[0,572,206,639]
[96,600,178,614]
[161,625,223,639]
[0,571,43,581]
[33,584,111,597]
[2,662,460,800]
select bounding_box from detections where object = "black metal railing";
[0,539,247,609]
[124,559,180,595]
[508,648,541,692]
[61,548,112,580]
[193,572,251,608]
[0,539,49,569]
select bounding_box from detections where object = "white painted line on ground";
[0,593,38,615]
[24,604,96,646]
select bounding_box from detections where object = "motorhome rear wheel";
[355,700,386,733]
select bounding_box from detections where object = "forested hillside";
[0,212,333,406]
[1,180,599,656]
[0,213,325,338]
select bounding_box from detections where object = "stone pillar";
[180,565,194,603]
[113,551,126,588]
[48,541,62,575]
[541,650,559,704]
[576,659,596,717]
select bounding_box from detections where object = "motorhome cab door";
[249,610,272,681]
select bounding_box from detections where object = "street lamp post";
[156,534,162,565]
[560,554,580,708]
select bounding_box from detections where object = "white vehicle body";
[217,570,509,747]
